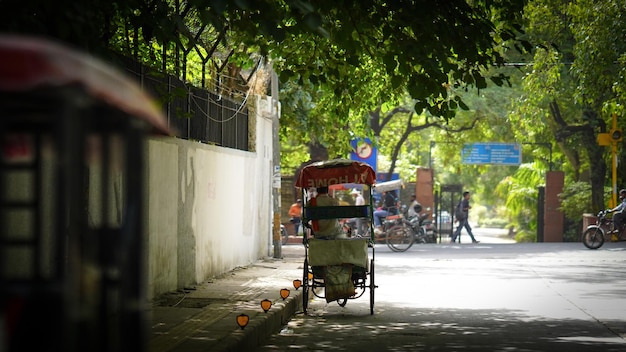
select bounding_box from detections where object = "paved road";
[441,224,516,244]
[258,237,626,351]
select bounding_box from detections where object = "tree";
[495,162,545,235]
[1,1,529,180]
[369,100,479,181]
[273,0,529,157]
[514,0,626,212]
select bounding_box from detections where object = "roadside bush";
[562,226,580,242]
[478,217,508,228]
[561,217,582,242]
[515,229,536,243]
[558,182,593,220]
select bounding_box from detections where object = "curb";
[149,247,305,352]
[215,289,303,352]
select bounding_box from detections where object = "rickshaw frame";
[0,35,170,352]
[295,159,377,315]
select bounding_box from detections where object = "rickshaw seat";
[304,205,370,220]
[385,214,401,220]
[308,238,369,269]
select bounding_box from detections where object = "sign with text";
[461,143,521,165]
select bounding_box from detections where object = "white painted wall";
[1,97,275,301]
[145,95,276,299]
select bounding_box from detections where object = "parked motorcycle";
[402,203,437,244]
[408,212,437,243]
[423,215,437,242]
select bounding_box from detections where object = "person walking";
[451,191,479,243]
[288,199,302,235]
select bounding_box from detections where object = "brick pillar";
[544,171,564,242]
[415,168,434,212]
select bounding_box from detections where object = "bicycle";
[381,213,415,252]
[582,210,626,249]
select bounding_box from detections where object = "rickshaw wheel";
[369,258,375,315]
[337,298,348,307]
[303,258,310,314]
[386,224,414,252]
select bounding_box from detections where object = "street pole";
[270,65,282,259]
[596,113,622,207]
[611,113,618,207]
[429,141,435,169]
[612,142,618,207]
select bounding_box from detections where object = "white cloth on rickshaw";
[308,238,369,270]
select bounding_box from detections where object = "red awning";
[0,35,170,135]
[295,159,376,188]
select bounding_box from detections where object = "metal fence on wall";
[119,57,249,151]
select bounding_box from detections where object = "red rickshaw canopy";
[295,159,376,189]
[0,35,170,135]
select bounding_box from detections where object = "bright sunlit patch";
[557,336,626,344]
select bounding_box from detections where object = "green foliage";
[562,217,583,242]
[280,142,309,176]
[517,0,626,211]
[558,181,593,220]
[558,181,595,240]
[0,0,122,54]
[0,1,530,183]
[568,0,626,113]
[14,0,621,239]
[273,0,529,158]
[479,218,509,229]
[493,162,546,232]
[278,0,626,239]
[515,229,536,243]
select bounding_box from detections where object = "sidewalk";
[149,245,305,352]
[148,229,512,352]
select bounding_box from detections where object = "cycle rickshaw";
[295,159,377,314]
[0,35,170,351]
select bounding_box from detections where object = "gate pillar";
[415,168,434,210]
[543,171,564,242]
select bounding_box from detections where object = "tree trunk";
[588,140,607,211]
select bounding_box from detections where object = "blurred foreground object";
[0,35,170,352]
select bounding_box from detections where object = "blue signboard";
[375,172,400,183]
[461,143,522,165]
[350,138,377,172]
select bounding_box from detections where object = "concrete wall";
[1,95,275,300]
[145,95,275,299]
